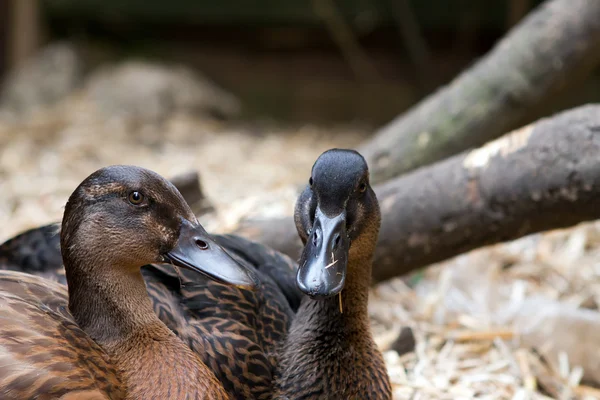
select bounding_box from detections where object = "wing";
[214,234,302,312]
[0,223,66,285]
[142,255,296,400]
[0,271,125,399]
[140,234,300,399]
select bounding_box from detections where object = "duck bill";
[297,207,349,299]
[163,219,258,289]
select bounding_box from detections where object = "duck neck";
[67,262,162,345]
[65,260,227,400]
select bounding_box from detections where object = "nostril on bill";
[312,231,318,246]
[195,239,209,250]
[332,234,341,250]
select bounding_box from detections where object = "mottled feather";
[0,271,126,400]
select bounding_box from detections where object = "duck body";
[275,266,391,399]
[0,165,261,399]
[275,300,390,399]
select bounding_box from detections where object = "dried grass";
[371,223,600,399]
[1,90,599,400]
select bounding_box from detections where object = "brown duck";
[0,199,300,399]
[0,149,392,399]
[273,149,392,399]
[0,165,258,399]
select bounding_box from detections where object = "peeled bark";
[359,0,600,184]
[235,105,600,283]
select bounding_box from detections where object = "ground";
[1,82,599,400]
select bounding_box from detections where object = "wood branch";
[389,0,434,93]
[507,0,532,28]
[0,1,9,77]
[235,105,600,283]
[359,0,600,184]
[312,0,381,83]
[8,0,41,69]
[170,171,214,215]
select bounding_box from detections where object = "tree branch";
[170,171,213,215]
[359,0,600,184]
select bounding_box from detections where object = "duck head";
[294,149,380,299]
[60,165,257,288]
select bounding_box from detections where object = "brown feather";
[0,271,125,400]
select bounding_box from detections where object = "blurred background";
[2,0,600,124]
[2,1,600,399]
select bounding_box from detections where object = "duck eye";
[128,191,144,205]
[359,183,367,193]
[309,177,313,187]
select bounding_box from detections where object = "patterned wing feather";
[213,234,301,312]
[0,224,66,284]
[0,271,125,399]
[143,251,296,400]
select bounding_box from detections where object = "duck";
[273,149,393,399]
[0,199,301,399]
[0,165,258,399]
[0,149,392,399]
